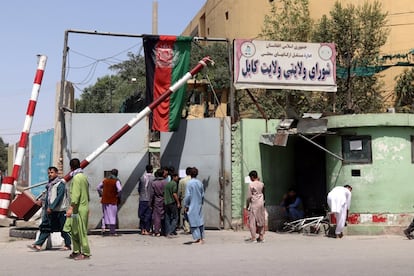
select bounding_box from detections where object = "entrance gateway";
[260,117,340,218]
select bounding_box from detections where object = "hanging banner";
[234,39,337,92]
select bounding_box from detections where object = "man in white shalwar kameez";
[327,185,352,238]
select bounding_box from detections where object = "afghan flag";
[143,35,192,132]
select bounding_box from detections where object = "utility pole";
[152,1,158,35]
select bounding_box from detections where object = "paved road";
[0,227,412,276]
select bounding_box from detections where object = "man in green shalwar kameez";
[66,158,91,260]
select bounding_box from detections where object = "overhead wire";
[65,42,142,89]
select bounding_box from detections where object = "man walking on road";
[29,166,71,251]
[66,158,91,260]
[246,170,265,243]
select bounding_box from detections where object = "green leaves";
[75,53,146,113]
[261,0,313,42]
[0,137,7,173]
[395,68,414,112]
[258,0,389,116]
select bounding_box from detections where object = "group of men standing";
[138,165,205,244]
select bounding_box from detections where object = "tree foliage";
[190,42,230,90]
[252,0,390,118]
[75,43,231,114]
[261,0,313,42]
[395,68,414,113]
[242,0,315,119]
[0,137,8,173]
[75,52,146,113]
[313,1,389,113]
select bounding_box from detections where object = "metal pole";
[11,55,48,181]
[298,134,344,161]
[152,1,158,35]
[0,55,47,218]
[53,30,69,171]
[227,40,235,123]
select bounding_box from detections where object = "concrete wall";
[326,114,414,234]
[64,113,149,229]
[231,119,279,227]
[233,114,414,234]
[260,143,295,206]
[326,113,414,213]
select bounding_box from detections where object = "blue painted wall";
[30,129,54,197]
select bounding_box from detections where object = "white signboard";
[234,39,337,92]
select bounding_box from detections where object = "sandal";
[74,254,90,261]
[60,246,71,251]
[244,238,256,243]
[27,244,41,251]
[69,252,80,259]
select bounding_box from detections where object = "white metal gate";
[161,117,231,229]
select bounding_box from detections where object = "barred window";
[342,136,372,164]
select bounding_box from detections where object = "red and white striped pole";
[0,55,47,219]
[61,56,213,183]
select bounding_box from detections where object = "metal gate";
[161,117,231,229]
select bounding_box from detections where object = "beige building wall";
[184,0,414,55]
[183,0,414,108]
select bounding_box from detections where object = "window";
[342,135,372,164]
[190,90,203,105]
[225,11,229,20]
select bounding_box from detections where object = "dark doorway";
[293,135,327,216]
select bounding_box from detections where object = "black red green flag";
[143,35,192,132]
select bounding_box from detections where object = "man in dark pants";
[164,173,180,238]
[138,165,154,235]
[29,166,71,251]
[404,219,414,239]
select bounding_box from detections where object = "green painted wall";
[326,114,414,214]
[232,114,414,224]
[231,119,281,220]
[260,141,295,206]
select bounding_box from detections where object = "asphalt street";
[0,227,413,276]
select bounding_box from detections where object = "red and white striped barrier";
[61,56,213,184]
[0,55,47,219]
